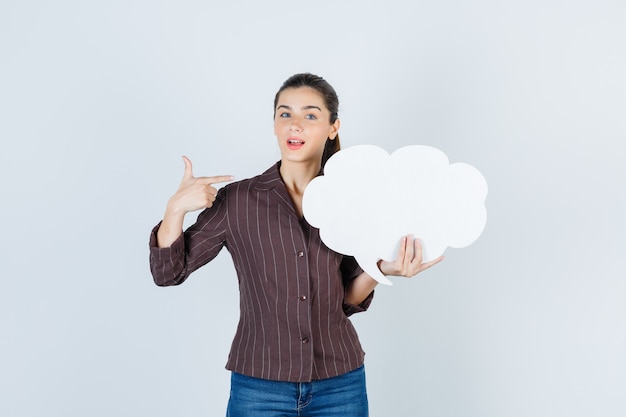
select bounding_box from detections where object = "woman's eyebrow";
[276,104,322,111]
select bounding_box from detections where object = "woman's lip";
[287,138,305,150]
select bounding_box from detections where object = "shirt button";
[299,295,307,301]
[297,251,304,257]
[302,337,310,344]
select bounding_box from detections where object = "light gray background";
[1,1,624,416]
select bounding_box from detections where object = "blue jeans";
[226,365,369,417]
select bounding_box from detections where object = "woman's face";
[274,86,339,166]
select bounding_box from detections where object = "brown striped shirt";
[149,162,374,382]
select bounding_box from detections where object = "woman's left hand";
[377,235,444,278]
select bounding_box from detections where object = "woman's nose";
[290,118,303,131]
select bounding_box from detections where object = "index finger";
[203,175,235,185]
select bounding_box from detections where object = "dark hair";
[273,73,341,167]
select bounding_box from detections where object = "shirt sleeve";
[149,187,229,286]
[340,256,374,317]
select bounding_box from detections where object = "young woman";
[149,73,443,416]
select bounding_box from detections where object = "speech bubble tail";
[357,255,393,286]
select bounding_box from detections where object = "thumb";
[181,155,193,179]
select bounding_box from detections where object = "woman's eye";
[279,112,290,118]
[305,114,317,120]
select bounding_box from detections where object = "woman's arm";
[344,272,378,306]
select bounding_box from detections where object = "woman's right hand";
[167,156,234,215]
[157,156,233,248]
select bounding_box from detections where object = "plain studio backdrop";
[1,1,624,416]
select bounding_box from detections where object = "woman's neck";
[279,160,321,194]
[279,160,321,217]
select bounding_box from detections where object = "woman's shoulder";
[221,162,282,195]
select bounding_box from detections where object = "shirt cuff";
[342,290,374,317]
[148,222,185,263]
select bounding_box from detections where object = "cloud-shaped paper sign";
[302,145,488,285]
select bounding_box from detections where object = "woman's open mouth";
[287,138,305,150]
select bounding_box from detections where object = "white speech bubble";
[302,145,488,285]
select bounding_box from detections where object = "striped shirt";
[149,162,374,382]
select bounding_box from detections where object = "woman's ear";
[329,118,340,140]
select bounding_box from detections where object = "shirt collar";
[253,161,325,191]
[253,162,283,191]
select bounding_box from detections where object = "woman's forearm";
[344,272,379,306]
[156,204,186,248]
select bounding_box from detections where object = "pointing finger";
[207,175,235,185]
[195,175,235,185]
